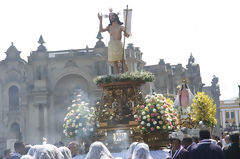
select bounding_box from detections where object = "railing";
[48,48,95,58]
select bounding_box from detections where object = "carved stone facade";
[0,34,220,153]
[0,34,145,153]
[144,53,203,96]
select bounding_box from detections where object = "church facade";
[0,33,220,153]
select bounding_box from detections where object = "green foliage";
[93,71,155,85]
[192,92,217,128]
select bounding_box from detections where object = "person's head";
[20,155,34,159]
[199,130,210,140]
[182,137,193,149]
[192,136,199,143]
[58,146,71,159]
[33,144,64,159]
[224,135,230,144]
[14,141,25,155]
[171,138,181,151]
[132,143,152,159]
[67,142,79,157]
[217,141,222,147]
[222,131,229,138]
[85,141,113,159]
[126,142,139,159]
[4,149,11,159]
[108,13,123,26]
[24,145,32,155]
[230,133,239,144]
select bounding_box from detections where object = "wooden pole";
[122,5,128,73]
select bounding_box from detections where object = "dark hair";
[14,141,24,151]
[192,136,199,143]
[4,149,11,156]
[181,83,188,90]
[230,133,239,144]
[183,137,193,143]
[199,130,210,140]
[108,13,123,26]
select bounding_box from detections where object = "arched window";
[10,122,21,140]
[9,86,19,111]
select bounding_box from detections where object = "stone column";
[43,104,48,139]
[222,110,226,128]
[235,110,239,128]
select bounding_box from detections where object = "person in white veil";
[85,141,114,159]
[27,145,42,157]
[132,143,152,159]
[31,144,64,159]
[20,155,34,159]
[125,142,139,159]
[58,146,72,159]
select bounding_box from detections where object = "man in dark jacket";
[223,133,240,159]
[182,135,196,151]
[169,133,189,159]
[189,130,224,159]
[10,141,25,159]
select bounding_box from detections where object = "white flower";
[160,110,164,114]
[153,109,157,112]
[168,126,171,129]
[153,121,157,125]
[90,128,94,132]
[143,116,147,120]
[142,112,146,115]
[75,130,78,133]
[79,123,82,127]
[147,123,151,127]
[141,121,145,125]
[156,104,160,107]
[134,115,138,118]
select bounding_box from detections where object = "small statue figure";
[98,10,129,74]
[174,81,194,108]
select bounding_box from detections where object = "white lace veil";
[20,155,34,159]
[125,142,139,159]
[30,144,64,159]
[58,146,72,159]
[85,141,113,159]
[132,143,153,159]
[28,145,42,156]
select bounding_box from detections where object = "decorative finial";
[11,42,14,46]
[109,8,113,13]
[38,35,45,45]
[96,32,103,40]
[37,35,47,52]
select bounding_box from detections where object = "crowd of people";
[0,130,239,159]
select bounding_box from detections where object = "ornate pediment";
[64,60,78,68]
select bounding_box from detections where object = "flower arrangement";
[191,92,217,128]
[63,89,96,138]
[135,94,178,134]
[93,71,155,85]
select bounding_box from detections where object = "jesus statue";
[98,11,129,74]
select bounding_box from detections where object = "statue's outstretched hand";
[124,32,130,38]
[98,13,102,21]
